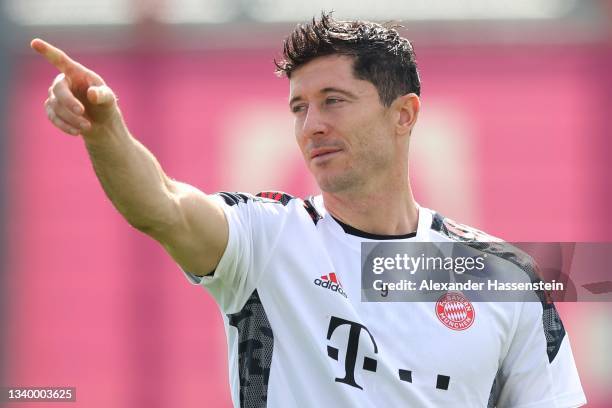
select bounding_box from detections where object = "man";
[33,13,585,408]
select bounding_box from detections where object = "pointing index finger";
[30,38,78,75]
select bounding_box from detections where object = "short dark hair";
[275,12,421,106]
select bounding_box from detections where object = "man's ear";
[394,93,420,136]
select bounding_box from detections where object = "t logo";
[326,316,378,390]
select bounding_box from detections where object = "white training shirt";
[183,192,586,408]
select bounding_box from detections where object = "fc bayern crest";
[436,292,475,331]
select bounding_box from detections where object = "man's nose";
[302,105,327,138]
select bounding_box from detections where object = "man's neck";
[322,184,419,236]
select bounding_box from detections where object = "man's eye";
[326,98,343,105]
[291,104,306,113]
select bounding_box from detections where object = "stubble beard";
[317,169,362,193]
[317,150,392,195]
[314,156,375,194]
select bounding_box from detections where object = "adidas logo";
[314,273,348,298]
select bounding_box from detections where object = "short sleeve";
[492,301,586,408]
[182,192,292,314]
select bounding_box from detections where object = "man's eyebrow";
[289,87,358,106]
[320,87,358,99]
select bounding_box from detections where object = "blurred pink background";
[3,4,612,407]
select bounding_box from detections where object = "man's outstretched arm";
[31,38,227,277]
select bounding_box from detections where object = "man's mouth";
[310,147,342,160]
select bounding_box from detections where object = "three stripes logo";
[314,273,348,299]
[435,292,475,331]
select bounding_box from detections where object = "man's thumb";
[87,85,116,106]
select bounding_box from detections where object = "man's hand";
[31,38,118,137]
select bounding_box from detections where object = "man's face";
[289,55,397,193]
